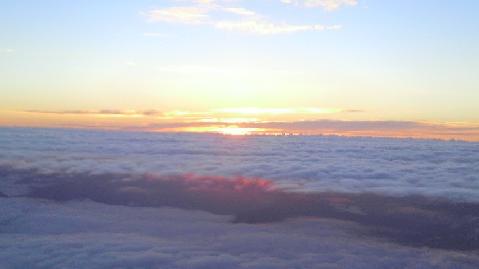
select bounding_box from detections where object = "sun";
[217,126,262,136]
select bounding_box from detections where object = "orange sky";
[2,109,478,141]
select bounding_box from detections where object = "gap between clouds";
[144,0,356,34]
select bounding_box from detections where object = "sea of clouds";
[1,127,478,200]
[0,127,478,268]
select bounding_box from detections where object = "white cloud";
[223,7,257,16]
[23,109,164,117]
[1,197,478,269]
[1,127,478,201]
[1,128,479,268]
[281,0,358,11]
[214,20,339,35]
[147,6,210,24]
[145,1,342,34]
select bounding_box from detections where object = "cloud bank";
[1,127,478,200]
[236,120,479,139]
[16,168,478,250]
[2,197,478,269]
[1,128,478,268]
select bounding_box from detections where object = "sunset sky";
[1,0,478,140]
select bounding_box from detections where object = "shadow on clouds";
[2,166,477,251]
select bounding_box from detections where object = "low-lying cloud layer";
[1,128,478,268]
[12,168,476,251]
[1,128,478,200]
[2,197,478,269]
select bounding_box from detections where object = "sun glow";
[215,107,341,115]
[216,108,294,115]
[161,125,266,136]
[196,118,259,124]
[217,126,264,136]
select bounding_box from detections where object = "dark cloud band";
[4,167,477,251]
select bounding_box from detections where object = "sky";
[1,0,478,140]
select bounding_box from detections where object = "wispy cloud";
[145,0,344,34]
[223,7,256,16]
[281,0,358,11]
[214,20,340,35]
[214,107,343,115]
[23,107,344,118]
[24,109,164,117]
[147,6,210,24]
